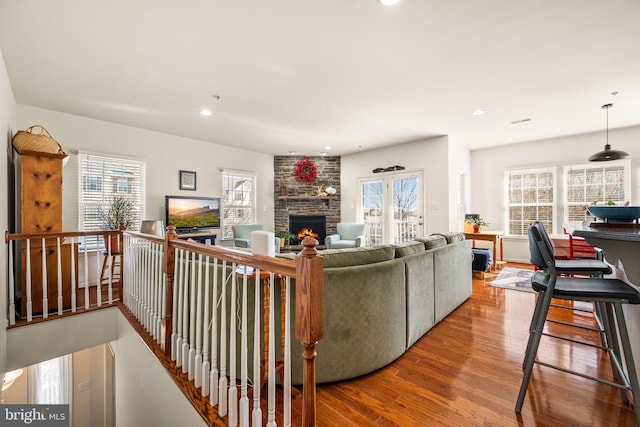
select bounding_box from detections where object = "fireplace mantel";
[277,196,332,208]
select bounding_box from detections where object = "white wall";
[0,48,17,378]
[15,105,276,237]
[110,314,207,427]
[470,125,640,262]
[341,136,452,236]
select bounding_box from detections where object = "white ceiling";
[1,0,639,156]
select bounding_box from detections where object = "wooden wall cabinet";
[15,150,77,316]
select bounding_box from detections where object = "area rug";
[489,267,535,293]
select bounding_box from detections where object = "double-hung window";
[564,159,631,223]
[221,169,256,239]
[505,167,555,236]
[78,153,145,247]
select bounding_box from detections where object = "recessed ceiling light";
[324,145,332,150]
[379,0,401,5]
[199,109,212,116]
[472,109,486,116]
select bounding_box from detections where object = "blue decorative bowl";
[587,206,640,222]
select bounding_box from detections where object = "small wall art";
[179,170,196,190]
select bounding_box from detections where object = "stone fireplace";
[289,215,327,245]
[274,156,340,244]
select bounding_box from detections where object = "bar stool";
[530,221,612,345]
[100,250,122,287]
[516,221,640,425]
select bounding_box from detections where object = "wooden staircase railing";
[5,227,324,426]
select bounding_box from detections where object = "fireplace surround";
[274,155,341,242]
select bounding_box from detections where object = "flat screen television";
[165,195,221,232]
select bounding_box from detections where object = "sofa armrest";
[325,234,339,249]
[355,235,365,247]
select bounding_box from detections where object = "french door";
[358,170,424,245]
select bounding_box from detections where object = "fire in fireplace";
[296,228,319,241]
[289,215,326,245]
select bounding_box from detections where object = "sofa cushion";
[393,241,425,258]
[320,245,395,268]
[430,232,465,244]
[415,235,447,249]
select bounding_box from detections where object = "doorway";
[358,170,424,245]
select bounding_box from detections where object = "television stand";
[176,230,216,245]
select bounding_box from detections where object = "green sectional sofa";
[285,232,472,384]
[151,232,472,386]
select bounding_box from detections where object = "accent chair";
[325,222,366,249]
[232,224,263,248]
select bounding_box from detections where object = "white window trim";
[504,166,557,236]
[562,159,631,224]
[221,169,257,240]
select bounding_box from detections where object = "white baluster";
[70,237,76,312]
[96,237,102,307]
[56,237,63,315]
[218,260,228,416]
[202,255,210,397]
[194,253,204,388]
[182,251,191,374]
[239,270,249,427]
[42,238,49,319]
[8,240,15,325]
[173,249,183,364]
[284,277,291,427]
[209,258,220,406]
[41,238,48,317]
[83,242,89,310]
[26,239,32,322]
[252,268,262,425]
[188,251,197,379]
[266,272,276,427]
[228,263,238,427]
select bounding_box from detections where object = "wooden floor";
[311,263,637,426]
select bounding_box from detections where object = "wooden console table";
[176,232,216,245]
[464,231,504,271]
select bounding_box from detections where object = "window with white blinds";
[564,159,631,223]
[221,169,256,239]
[505,167,556,236]
[78,153,145,237]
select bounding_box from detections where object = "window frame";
[504,166,556,237]
[563,159,631,224]
[78,152,145,248]
[221,169,257,240]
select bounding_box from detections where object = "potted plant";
[465,216,490,233]
[275,231,296,248]
[100,195,137,252]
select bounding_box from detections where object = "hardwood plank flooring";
[313,263,637,426]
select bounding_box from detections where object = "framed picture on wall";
[179,170,196,191]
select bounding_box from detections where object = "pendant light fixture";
[588,103,629,161]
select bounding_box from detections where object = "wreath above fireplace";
[294,157,318,184]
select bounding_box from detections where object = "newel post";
[162,226,178,356]
[295,237,324,427]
